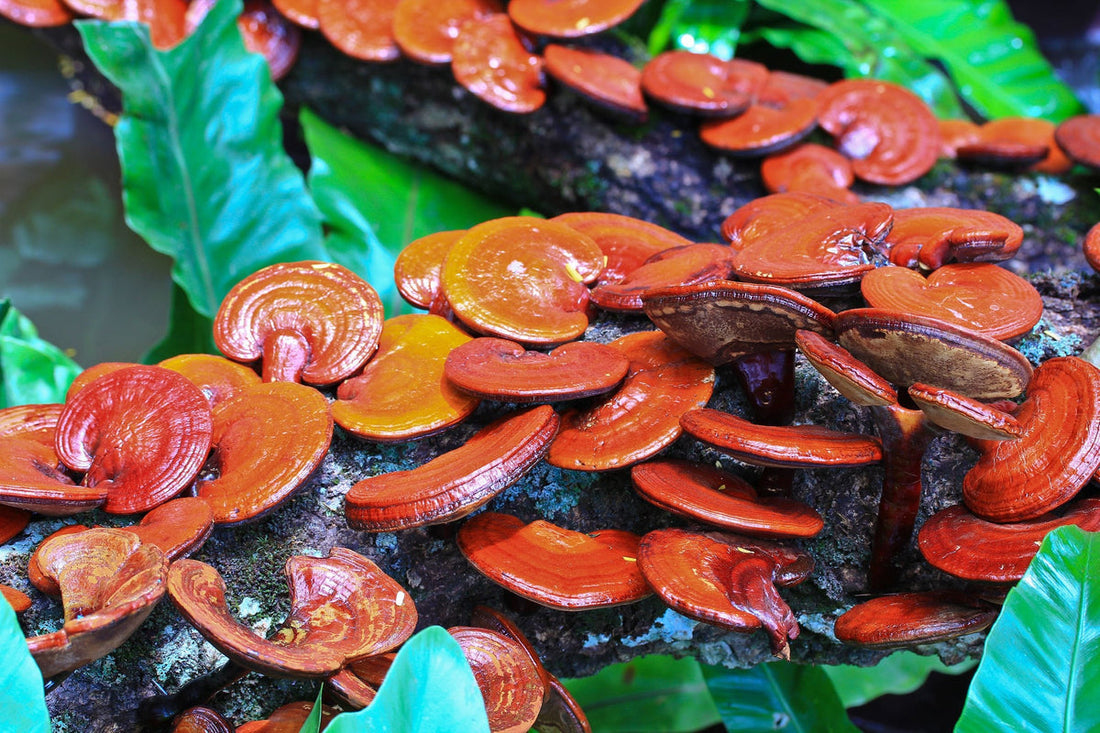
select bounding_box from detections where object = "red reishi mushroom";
[345,405,559,531]
[906,382,1023,441]
[236,701,338,731]
[552,211,691,286]
[65,361,137,401]
[456,512,650,609]
[169,706,233,733]
[542,44,648,123]
[859,263,1043,341]
[507,0,643,38]
[393,229,465,310]
[1,585,32,613]
[214,261,383,385]
[158,352,262,407]
[129,496,216,559]
[54,365,214,515]
[195,381,332,524]
[449,626,548,733]
[0,409,90,517]
[0,402,63,440]
[0,0,70,26]
[443,337,630,403]
[0,504,30,544]
[699,98,818,156]
[184,0,301,80]
[630,459,823,538]
[547,330,715,471]
[760,143,859,204]
[1054,114,1100,170]
[318,0,400,62]
[589,244,734,312]
[1085,222,1100,275]
[640,51,766,117]
[28,525,90,596]
[333,314,479,441]
[392,0,501,65]
[937,118,982,159]
[918,498,1100,583]
[880,206,1024,270]
[451,14,546,113]
[271,0,317,29]
[957,117,1071,174]
[440,217,604,344]
[638,528,813,659]
[756,70,827,107]
[816,79,940,185]
[833,591,998,649]
[167,548,416,678]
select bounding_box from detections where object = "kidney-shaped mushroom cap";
[552,211,691,285]
[835,309,1032,400]
[681,408,882,469]
[1054,114,1100,169]
[27,527,168,679]
[167,548,416,678]
[907,383,1023,441]
[638,528,813,658]
[0,435,106,516]
[334,314,480,441]
[699,98,819,157]
[0,403,63,441]
[346,405,559,531]
[394,229,465,309]
[963,356,1100,523]
[55,365,214,515]
[542,44,647,123]
[548,331,715,471]
[393,0,501,65]
[444,337,630,403]
[457,512,650,609]
[640,51,766,117]
[918,499,1100,583]
[643,279,837,365]
[590,244,733,312]
[833,591,998,649]
[452,14,546,114]
[631,459,823,538]
[158,353,262,407]
[880,207,1024,271]
[214,261,383,385]
[449,626,548,733]
[441,216,604,344]
[816,79,940,185]
[508,0,643,37]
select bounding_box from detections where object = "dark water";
[0,23,172,367]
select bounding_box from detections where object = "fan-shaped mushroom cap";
[393,0,501,64]
[167,548,416,678]
[760,143,858,203]
[346,405,559,531]
[963,356,1100,522]
[880,207,1024,270]
[937,119,981,158]
[860,263,1041,341]
[816,79,940,185]
[457,512,650,609]
[542,44,647,123]
[794,329,897,408]
[833,591,998,649]
[441,217,604,344]
[443,337,629,403]
[452,14,546,113]
[184,0,301,80]
[214,261,383,385]
[159,353,262,407]
[834,308,1032,400]
[643,279,837,365]
[548,331,714,471]
[449,626,548,733]
[757,70,827,107]
[0,436,102,516]
[699,98,818,156]
[131,496,215,560]
[170,706,233,733]
[508,0,643,37]
[552,211,691,285]
[590,244,733,312]
[28,525,89,596]
[54,365,213,515]
[394,230,465,310]
[1,585,31,613]
[27,527,168,679]
[318,0,400,61]
[66,361,137,401]
[638,528,813,658]
[640,51,766,117]
[958,117,1070,174]
[631,459,823,538]
[1054,114,1100,169]
[907,383,1023,441]
[0,403,63,441]
[58,0,116,19]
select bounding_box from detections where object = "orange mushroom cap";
[507,0,644,38]
[589,243,733,312]
[449,626,548,733]
[1,584,32,613]
[699,98,818,156]
[159,353,262,407]
[393,0,502,65]
[958,117,1071,174]
[0,0,71,26]
[271,0,317,27]
[1054,114,1100,170]
[907,382,1023,441]
[0,504,30,544]
[551,211,690,286]
[236,701,338,731]
[170,707,233,733]
[937,118,981,159]
[542,44,647,123]
[452,14,546,113]
[640,51,766,117]
[794,329,897,408]
[0,436,100,516]
[760,143,858,204]
[318,0,400,61]
[185,0,301,80]
[881,206,1024,270]
[394,229,465,309]
[833,591,998,649]
[130,496,216,559]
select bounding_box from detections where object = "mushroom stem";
[135,661,249,730]
[734,350,797,496]
[867,403,934,591]
[262,329,311,383]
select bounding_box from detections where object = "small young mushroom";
[392,0,501,65]
[317,0,400,61]
[214,261,383,385]
[236,701,338,731]
[542,44,648,123]
[552,211,690,286]
[699,98,818,156]
[833,591,998,649]
[456,512,650,609]
[640,51,766,117]
[451,14,546,113]
[170,706,233,733]
[1,585,32,613]
[449,626,548,733]
[589,244,733,312]
[0,504,30,544]
[937,118,982,158]
[346,405,559,531]
[507,0,644,38]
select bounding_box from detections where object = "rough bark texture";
[15,20,1100,732]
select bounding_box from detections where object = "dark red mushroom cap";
[543,44,647,123]
[449,626,548,733]
[833,591,998,649]
[0,505,30,544]
[0,436,105,516]
[170,707,233,733]
[640,51,766,117]
[508,0,644,37]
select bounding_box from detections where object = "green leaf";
[825,651,976,708]
[956,526,1100,732]
[0,597,50,733]
[142,283,218,363]
[76,0,327,319]
[702,660,859,732]
[647,0,751,60]
[325,626,491,732]
[561,655,722,732]
[0,299,82,407]
[299,107,512,316]
[297,685,325,733]
[857,0,1084,121]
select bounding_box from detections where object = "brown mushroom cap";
[167,548,416,678]
[681,408,883,468]
[547,331,715,471]
[0,0,70,26]
[55,365,214,515]
[318,0,400,61]
[158,353,262,407]
[393,0,501,64]
[214,261,383,385]
[907,382,1023,441]
[631,459,823,538]
[452,14,546,113]
[346,405,559,531]
[643,279,837,365]
[508,0,643,37]
[834,308,1032,400]
[456,512,650,609]
[334,314,479,441]
[449,626,548,733]
[542,44,647,123]
[880,207,1024,270]
[551,211,691,285]
[640,51,766,117]
[833,591,998,649]
[443,337,630,403]
[699,98,818,156]
[963,356,1100,522]
[1054,114,1100,169]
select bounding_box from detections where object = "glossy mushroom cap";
[640,51,766,117]
[0,0,71,26]
[551,211,691,286]
[393,0,501,65]
[879,207,1024,270]
[760,143,858,203]
[507,0,644,37]
[542,45,647,123]
[158,353,262,407]
[451,14,546,113]
[833,591,998,649]
[699,98,818,156]
[589,244,733,312]
[318,0,400,61]
[449,626,548,733]
[394,229,465,309]
[1054,114,1100,169]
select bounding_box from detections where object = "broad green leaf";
[825,651,976,708]
[956,526,1100,732]
[297,685,324,733]
[0,299,82,407]
[76,0,327,319]
[299,107,512,316]
[858,0,1084,121]
[0,597,50,733]
[142,282,219,364]
[647,0,751,60]
[561,655,722,732]
[325,626,490,732]
[747,25,852,69]
[702,660,858,732]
